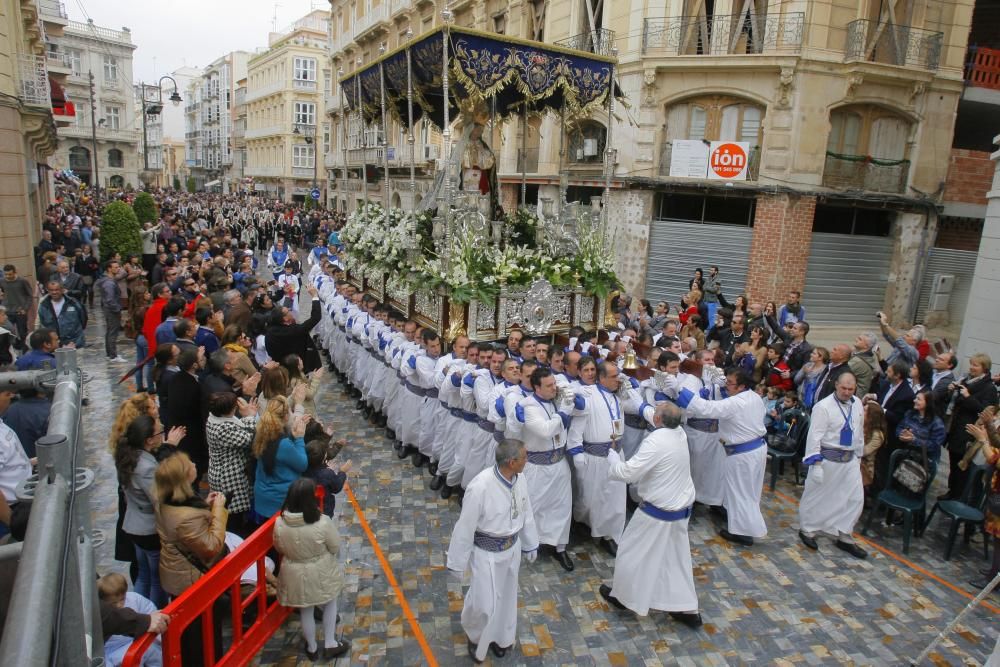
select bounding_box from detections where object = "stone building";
[245,10,330,202]
[49,18,139,189]
[0,0,68,276]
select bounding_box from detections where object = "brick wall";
[943,148,992,206]
[936,217,984,251]
[745,194,816,303]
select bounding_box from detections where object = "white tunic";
[567,384,627,541]
[677,372,727,506]
[436,361,470,475]
[447,466,539,662]
[461,372,502,488]
[608,426,698,615]
[681,388,768,539]
[798,394,865,537]
[517,395,573,547]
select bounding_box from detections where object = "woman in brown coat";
[154,452,228,666]
[273,478,349,661]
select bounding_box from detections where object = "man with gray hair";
[848,332,880,397]
[599,402,701,627]
[877,311,919,367]
[447,439,539,662]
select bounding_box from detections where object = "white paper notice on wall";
[668,140,710,178]
[707,141,751,180]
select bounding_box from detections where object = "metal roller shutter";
[914,248,976,324]
[802,232,893,324]
[644,219,753,306]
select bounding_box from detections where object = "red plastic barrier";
[122,514,289,667]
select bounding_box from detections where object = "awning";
[340,26,621,130]
[204,180,221,187]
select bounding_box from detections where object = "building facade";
[183,51,248,193]
[0,0,66,277]
[49,18,139,189]
[245,10,329,202]
[327,0,984,327]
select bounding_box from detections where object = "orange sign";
[708,142,749,180]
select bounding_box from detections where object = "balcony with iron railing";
[555,29,616,56]
[45,47,72,75]
[642,12,804,56]
[353,3,390,42]
[390,0,410,17]
[17,54,50,108]
[658,141,761,181]
[965,46,1000,91]
[822,152,909,193]
[844,19,943,71]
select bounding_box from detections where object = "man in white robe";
[433,345,479,497]
[675,367,768,546]
[447,439,539,663]
[599,402,702,627]
[798,372,867,558]
[516,366,578,571]
[568,360,654,555]
[682,351,729,510]
[462,348,505,488]
[446,343,494,492]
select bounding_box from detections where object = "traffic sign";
[311,188,321,201]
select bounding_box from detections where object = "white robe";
[517,395,573,547]
[798,394,865,537]
[567,384,627,541]
[461,373,502,488]
[447,466,539,662]
[681,388,768,539]
[436,361,470,476]
[608,426,698,615]
[679,373,728,506]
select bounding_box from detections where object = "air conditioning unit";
[928,273,956,311]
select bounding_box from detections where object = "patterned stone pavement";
[78,304,998,666]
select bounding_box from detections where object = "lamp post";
[293,123,318,207]
[141,76,182,180]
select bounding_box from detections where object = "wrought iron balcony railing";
[642,12,804,56]
[822,152,909,194]
[844,19,943,71]
[555,29,616,56]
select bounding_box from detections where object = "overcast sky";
[65,0,323,83]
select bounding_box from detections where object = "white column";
[957,133,1000,370]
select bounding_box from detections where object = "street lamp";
[141,75,182,175]
[293,123,318,205]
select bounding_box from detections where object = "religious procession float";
[337,14,624,343]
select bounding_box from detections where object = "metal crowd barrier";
[0,349,101,667]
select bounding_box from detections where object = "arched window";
[660,95,764,177]
[108,149,123,168]
[567,120,607,164]
[109,175,124,188]
[825,104,911,192]
[69,146,90,171]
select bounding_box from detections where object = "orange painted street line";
[345,482,439,667]
[767,487,999,615]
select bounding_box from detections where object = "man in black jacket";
[867,359,916,490]
[264,284,321,372]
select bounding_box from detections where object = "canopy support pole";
[379,44,390,224]
[520,103,527,208]
[338,67,346,213]
[406,30,416,213]
[442,7,454,253]
[602,53,617,226]
[357,59,367,203]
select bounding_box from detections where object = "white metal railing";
[292,167,315,178]
[245,166,283,177]
[37,0,68,20]
[244,125,286,139]
[67,20,131,43]
[293,79,318,91]
[355,3,389,38]
[325,152,343,168]
[17,54,49,107]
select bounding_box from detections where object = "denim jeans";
[135,334,154,391]
[133,542,166,608]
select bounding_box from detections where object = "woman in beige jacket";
[273,478,349,661]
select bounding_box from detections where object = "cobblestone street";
[79,307,998,666]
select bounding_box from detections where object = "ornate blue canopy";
[339,26,619,129]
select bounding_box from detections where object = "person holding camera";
[941,353,998,500]
[876,311,919,367]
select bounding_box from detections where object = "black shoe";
[412,452,426,468]
[979,567,997,577]
[429,474,445,491]
[552,550,574,571]
[489,643,509,658]
[303,641,319,662]
[468,639,483,664]
[428,460,438,476]
[392,439,403,452]
[323,639,351,659]
[355,398,366,410]
[669,611,704,629]
[719,529,753,546]
[385,428,397,440]
[834,540,868,559]
[600,538,618,557]
[440,484,453,499]
[798,531,819,550]
[397,445,412,460]
[81,398,90,406]
[599,584,626,610]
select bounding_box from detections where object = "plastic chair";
[926,464,992,561]
[766,409,810,490]
[862,448,938,554]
